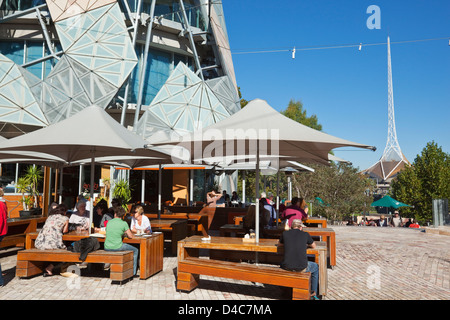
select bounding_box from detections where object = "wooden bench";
[145,213,209,237]
[1,217,47,249]
[177,257,311,300]
[0,234,27,248]
[16,249,134,283]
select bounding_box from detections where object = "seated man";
[261,197,277,226]
[390,212,404,227]
[279,219,320,300]
[104,206,139,276]
[377,215,389,227]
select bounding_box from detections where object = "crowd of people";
[12,195,148,278]
[350,212,421,228]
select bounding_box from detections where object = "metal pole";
[276,170,280,227]
[287,175,292,201]
[141,170,145,203]
[89,151,95,235]
[0,3,47,23]
[255,143,260,244]
[133,0,156,128]
[120,0,142,126]
[189,169,194,205]
[59,168,63,204]
[242,170,246,208]
[158,163,162,219]
[78,165,83,195]
[35,7,59,61]
[178,0,204,80]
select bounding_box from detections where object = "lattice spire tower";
[363,36,409,183]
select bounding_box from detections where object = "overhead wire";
[231,36,450,55]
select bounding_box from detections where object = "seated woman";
[281,197,308,227]
[130,205,151,234]
[93,199,109,228]
[69,201,90,231]
[34,204,69,276]
[206,190,222,207]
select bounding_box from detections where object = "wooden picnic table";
[263,226,336,267]
[233,216,327,228]
[1,216,47,248]
[150,219,188,255]
[25,230,163,280]
[219,223,336,267]
[145,213,208,236]
[303,217,327,228]
[178,235,328,296]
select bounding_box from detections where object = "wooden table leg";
[138,234,164,280]
[329,234,336,266]
[177,242,200,291]
[139,239,149,280]
[317,248,327,296]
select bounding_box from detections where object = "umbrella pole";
[158,163,162,219]
[89,152,95,235]
[59,167,63,204]
[255,144,260,244]
[141,170,145,204]
[276,170,280,228]
[255,144,260,264]
[242,170,246,208]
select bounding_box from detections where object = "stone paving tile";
[0,226,449,300]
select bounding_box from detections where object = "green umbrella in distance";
[315,197,330,207]
[371,195,410,209]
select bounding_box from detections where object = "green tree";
[391,141,450,222]
[237,170,290,203]
[237,87,248,109]
[281,99,322,131]
[390,165,419,217]
[292,162,375,221]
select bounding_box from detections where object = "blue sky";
[222,0,450,171]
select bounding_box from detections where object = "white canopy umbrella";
[150,98,375,165]
[150,98,375,242]
[73,153,192,218]
[0,105,177,232]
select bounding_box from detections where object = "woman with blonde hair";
[130,205,151,234]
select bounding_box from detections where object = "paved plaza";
[0,226,449,301]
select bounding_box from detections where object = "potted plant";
[112,179,132,211]
[17,166,43,217]
[16,177,31,217]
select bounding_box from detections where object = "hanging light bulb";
[292,47,296,59]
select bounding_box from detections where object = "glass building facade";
[0,0,239,211]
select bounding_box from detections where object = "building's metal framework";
[0,0,240,139]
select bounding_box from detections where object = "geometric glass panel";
[57,3,138,88]
[0,54,48,127]
[46,0,117,23]
[136,62,233,140]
